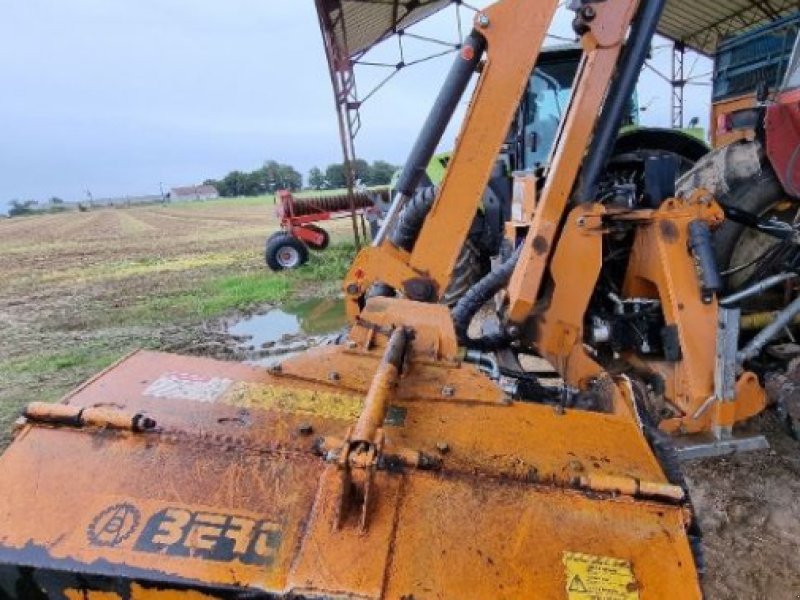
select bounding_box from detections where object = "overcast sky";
[0,1,711,206]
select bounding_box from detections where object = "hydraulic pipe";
[720,272,798,307]
[577,0,668,202]
[373,31,487,246]
[352,327,409,444]
[738,295,800,363]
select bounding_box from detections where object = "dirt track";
[1,204,799,598]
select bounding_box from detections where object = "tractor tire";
[304,225,330,251]
[441,240,489,307]
[676,140,792,289]
[265,233,309,271]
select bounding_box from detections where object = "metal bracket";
[713,307,740,439]
[673,434,770,461]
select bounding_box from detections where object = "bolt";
[577,216,587,227]
[298,423,314,436]
[441,385,455,398]
[346,340,358,349]
[436,441,450,454]
[477,13,490,27]
[568,459,585,473]
[506,325,520,338]
[328,371,341,382]
[580,5,596,20]
[346,283,360,295]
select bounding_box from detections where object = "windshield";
[784,36,800,90]
[524,59,578,169]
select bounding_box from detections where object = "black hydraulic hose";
[688,220,723,303]
[394,32,487,197]
[637,406,706,577]
[389,186,437,252]
[576,0,668,202]
[451,246,522,351]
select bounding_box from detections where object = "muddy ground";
[1,203,799,598]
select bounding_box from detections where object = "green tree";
[221,171,249,197]
[351,159,370,184]
[368,161,399,185]
[276,164,302,191]
[8,199,35,217]
[308,167,325,190]
[325,163,346,189]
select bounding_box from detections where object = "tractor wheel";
[304,225,330,251]
[265,233,309,271]
[677,140,794,292]
[441,240,489,307]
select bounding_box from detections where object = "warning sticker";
[144,372,232,403]
[563,552,640,600]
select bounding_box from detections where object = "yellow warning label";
[563,552,640,600]
[220,381,363,421]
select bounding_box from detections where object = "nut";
[298,423,314,435]
[477,13,490,27]
[441,385,455,398]
[436,441,450,454]
[328,371,341,382]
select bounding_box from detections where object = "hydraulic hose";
[388,186,438,252]
[451,246,522,350]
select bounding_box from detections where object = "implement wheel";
[303,224,331,251]
[265,233,309,271]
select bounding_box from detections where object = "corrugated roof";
[317,0,800,60]
[660,0,800,54]
[316,0,452,62]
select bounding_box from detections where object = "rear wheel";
[265,234,309,271]
[677,140,796,293]
[442,240,489,307]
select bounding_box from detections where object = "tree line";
[205,159,400,197]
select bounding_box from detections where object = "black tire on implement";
[303,225,331,251]
[266,230,286,244]
[265,233,309,271]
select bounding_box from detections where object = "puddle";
[228,297,347,348]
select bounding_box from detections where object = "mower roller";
[265,189,387,271]
[3,0,796,597]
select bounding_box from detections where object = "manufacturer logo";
[87,503,141,547]
[134,507,282,566]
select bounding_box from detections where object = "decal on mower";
[86,503,142,547]
[143,372,233,403]
[86,501,282,567]
[563,552,640,600]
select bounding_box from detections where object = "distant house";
[169,185,219,201]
